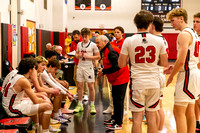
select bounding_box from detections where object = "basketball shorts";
[5,99,39,117]
[174,69,200,104]
[129,88,160,112]
[77,66,95,83]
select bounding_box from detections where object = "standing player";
[165,8,200,133]
[74,27,100,114]
[118,10,168,133]
[149,16,169,132]
[193,12,200,131]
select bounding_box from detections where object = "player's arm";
[19,78,46,104]
[166,31,191,86]
[118,54,129,68]
[83,51,100,60]
[158,53,168,67]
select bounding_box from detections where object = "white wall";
[67,0,200,33]
[35,0,53,30]
[20,0,36,26]
[0,0,10,24]
[67,0,140,33]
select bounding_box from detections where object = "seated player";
[1,58,52,133]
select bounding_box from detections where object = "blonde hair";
[35,56,48,64]
[167,8,188,23]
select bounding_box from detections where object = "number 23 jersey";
[121,32,166,89]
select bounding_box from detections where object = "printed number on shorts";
[194,41,200,57]
[135,46,156,63]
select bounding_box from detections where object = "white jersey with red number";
[178,28,199,72]
[76,41,99,68]
[121,32,166,90]
[2,74,25,116]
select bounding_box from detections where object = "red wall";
[162,33,178,60]
[21,26,28,59]
[59,32,65,56]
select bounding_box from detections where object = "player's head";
[150,16,164,34]
[167,8,188,30]
[193,12,200,33]
[134,10,154,30]
[45,50,57,60]
[81,27,90,43]
[47,58,61,74]
[167,8,188,23]
[18,57,37,75]
[35,56,48,73]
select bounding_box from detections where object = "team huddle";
[1,8,200,133]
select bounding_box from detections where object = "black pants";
[111,82,128,125]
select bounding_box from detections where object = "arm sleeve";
[41,71,67,94]
[102,51,120,74]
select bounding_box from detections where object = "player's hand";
[51,88,60,95]
[166,75,173,87]
[97,68,103,77]
[78,52,83,58]
[82,53,90,59]
[164,65,173,75]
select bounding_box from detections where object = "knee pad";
[44,110,52,114]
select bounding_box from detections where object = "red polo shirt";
[70,38,82,65]
[111,38,125,50]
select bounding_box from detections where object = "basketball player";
[2,58,52,133]
[165,8,200,133]
[74,27,100,114]
[193,12,200,131]
[118,10,168,133]
[149,16,169,133]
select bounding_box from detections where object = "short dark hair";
[153,16,164,32]
[18,58,37,74]
[134,10,154,29]
[45,50,57,59]
[95,31,99,34]
[47,58,61,69]
[81,28,90,36]
[23,52,35,58]
[114,26,124,33]
[72,30,80,36]
[194,12,200,18]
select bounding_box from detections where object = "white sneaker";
[50,118,59,124]
[60,113,71,120]
[49,125,61,132]
[83,95,88,101]
[103,106,113,114]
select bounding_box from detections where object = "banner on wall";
[26,20,36,53]
[95,0,111,11]
[75,0,91,10]
[12,24,17,46]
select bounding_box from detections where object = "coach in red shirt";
[96,35,129,130]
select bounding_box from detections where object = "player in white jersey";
[149,16,169,133]
[193,12,200,131]
[74,28,100,114]
[118,10,168,133]
[165,8,200,133]
[2,58,52,133]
